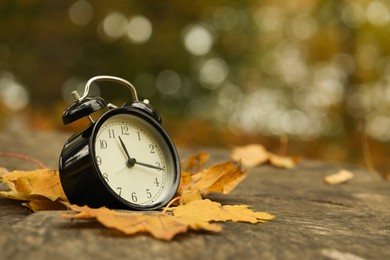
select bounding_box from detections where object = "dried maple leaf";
[62,199,274,240]
[172,199,275,224]
[185,152,210,173]
[0,169,67,211]
[0,167,8,177]
[231,144,297,168]
[231,144,269,168]
[62,203,221,240]
[268,154,296,169]
[182,161,248,196]
[0,169,66,201]
[180,189,202,204]
[23,198,67,211]
[324,169,354,184]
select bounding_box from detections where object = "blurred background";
[0,0,390,178]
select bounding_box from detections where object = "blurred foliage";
[1,0,390,178]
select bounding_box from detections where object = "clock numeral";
[108,129,115,138]
[121,126,129,135]
[96,156,102,166]
[154,178,160,187]
[117,187,122,196]
[146,189,152,199]
[149,144,155,154]
[137,131,141,141]
[156,162,165,172]
[131,192,138,202]
[102,173,109,182]
[99,140,108,149]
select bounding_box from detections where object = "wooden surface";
[0,131,389,259]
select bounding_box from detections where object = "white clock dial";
[94,114,174,206]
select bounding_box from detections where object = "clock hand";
[118,136,163,171]
[133,161,165,171]
[118,136,136,167]
[113,165,127,174]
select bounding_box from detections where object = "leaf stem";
[162,196,181,214]
[0,153,47,169]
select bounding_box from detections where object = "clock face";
[92,112,178,208]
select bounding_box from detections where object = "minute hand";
[134,160,165,171]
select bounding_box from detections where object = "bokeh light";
[183,25,213,56]
[102,12,127,39]
[0,72,29,112]
[127,15,152,44]
[68,0,93,26]
[3,1,390,172]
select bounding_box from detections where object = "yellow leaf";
[180,189,202,204]
[185,152,210,173]
[99,213,189,240]
[268,154,296,169]
[62,199,274,240]
[324,169,354,184]
[0,167,8,176]
[62,202,221,240]
[0,190,29,201]
[188,161,248,195]
[1,169,66,201]
[23,198,67,211]
[62,203,112,219]
[173,199,275,224]
[0,169,67,211]
[231,144,297,168]
[231,144,269,168]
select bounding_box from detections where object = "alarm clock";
[59,75,181,210]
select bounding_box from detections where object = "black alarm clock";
[59,75,181,210]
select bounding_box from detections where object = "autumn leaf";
[180,189,202,204]
[231,144,297,169]
[172,199,275,224]
[231,144,269,168]
[23,198,67,211]
[185,152,210,173]
[62,199,274,240]
[180,161,248,197]
[62,203,221,240]
[0,152,275,240]
[0,167,8,177]
[268,154,296,169]
[324,169,354,184]
[0,169,67,211]
[0,169,66,200]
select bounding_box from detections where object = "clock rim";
[89,107,181,210]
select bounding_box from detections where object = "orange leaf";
[62,202,221,240]
[231,144,269,168]
[0,169,67,211]
[0,167,8,176]
[172,199,275,224]
[0,169,66,201]
[180,189,202,204]
[185,152,210,173]
[231,144,297,168]
[187,161,248,195]
[268,154,296,169]
[23,198,67,211]
[62,199,274,240]
[324,169,354,184]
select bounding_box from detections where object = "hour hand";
[118,136,163,171]
[118,136,135,167]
